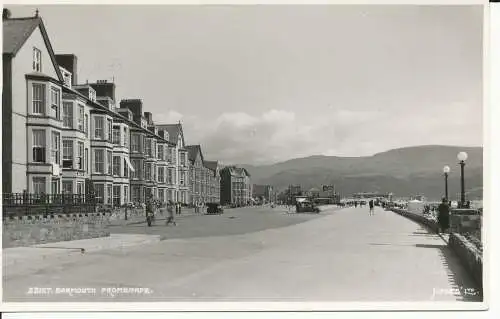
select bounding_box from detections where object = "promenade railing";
[2,193,97,217]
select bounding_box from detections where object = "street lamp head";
[443,165,450,174]
[457,152,468,162]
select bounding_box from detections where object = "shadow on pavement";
[415,243,483,302]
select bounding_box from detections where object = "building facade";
[220,166,251,206]
[253,184,274,203]
[2,10,191,207]
[185,145,221,205]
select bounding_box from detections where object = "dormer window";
[89,89,96,102]
[33,47,42,72]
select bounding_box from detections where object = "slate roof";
[203,160,218,172]
[3,16,63,82]
[156,123,185,146]
[185,145,203,163]
[3,17,40,54]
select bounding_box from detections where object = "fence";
[2,193,97,217]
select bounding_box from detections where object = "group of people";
[145,195,183,227]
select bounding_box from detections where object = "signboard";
[323,185,335,192]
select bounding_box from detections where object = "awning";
[124,157,135,172]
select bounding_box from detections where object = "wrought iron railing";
[2,193,97,217]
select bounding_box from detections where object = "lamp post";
[443,165,450,202]
[457,152,468,208]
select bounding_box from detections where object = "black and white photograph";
[1,1,488,311]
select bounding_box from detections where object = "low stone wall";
[391,208,439,233]
[108,207,147,226]
[3,213,110,248]
[448,233,483,288]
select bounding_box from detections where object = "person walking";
[166,201,176,226]
[145,196,155,227]
[369,199,374,216]
[437,197,450,234]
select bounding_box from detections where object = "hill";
[241,145,483,201]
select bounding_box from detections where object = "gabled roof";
[156,123,185,146]
[224,166,251,178]
[185,145,204,163]
[3,16,63,82]
[203,160,218,172]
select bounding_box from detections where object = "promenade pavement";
[3,205,481,303]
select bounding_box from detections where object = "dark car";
[206,203,224,215]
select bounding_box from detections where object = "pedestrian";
[437,197,450,234]
[369,200,374,215]
[166,201,176,226]
[146,196,155,227]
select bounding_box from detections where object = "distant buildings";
[186,145,220,205]
[220,166,252,206]
[253,184,274,203]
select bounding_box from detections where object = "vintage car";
[206,203,224,215]
[295,200,320,213]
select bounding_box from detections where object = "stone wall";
[3,213,111,248]
[390,208,439,233]
[448,233,483,289]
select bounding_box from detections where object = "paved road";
[3,206,482,303]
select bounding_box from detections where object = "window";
[159,189,165,202]
[123,158,129,178]
[107,184,113,205]
[94,116,104,139]
[112,128,120,145]
[180,171,185,186]
[51,179,59,194]
[62,181,73,194]
[158,145,164,160]
[124,128,128,147]
[107,150,112,175]
[131,134,140,152]
[107,119,113,142]
[77,182,84,194]
[94,149,104,173]
[85,114,89,137]
[78,105,84,131]
[32,130,46,162]
[113,186,121,207]
[113,156,121,176]
[152,140,156,158]
[78,142,84,170]
[31,177,46,195]
[50,88,60,119]
[85,148,89,172]
[124,186,129,204]
[62,102,73,128]
[89,90,96,102]
[145,138,152,157]
[131,159,141,179]
[33,47,42,72]
[51,132,60,165]
[145,163,151,181]
[94,184,104,203]
[168,168,174,184]
[62,140,73,168]
[158,167,165,183]
[32,83,46,115]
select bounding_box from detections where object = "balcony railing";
[2,193,97,217]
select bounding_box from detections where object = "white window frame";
[62,180,73,194]
[94,149,104,174]
[51,131,60,165]
[78,142,84,170]
[32,129,46,163]
[107,150,112,175]
[50,87,60,120]
[78,105,84,131]
[33,47,42,72]
[33,177,46,194]
[94,183,104,203]
[32,83,45,115]
[131,134,140,152]
[113,155,121,177]
[107,119,113,142]
[112,128,121,145]
[77,182,84,194]
[62,102,73,128]
[62,139,74,169]
[94,116,104,139]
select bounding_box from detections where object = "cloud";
[155,110,184,124]
[179,104,482,165]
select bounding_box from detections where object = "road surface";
[3,205,482,303]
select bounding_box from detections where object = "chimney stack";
[55,54,78,85]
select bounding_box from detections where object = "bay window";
[51,132,60,165]
[32,130,46,162]
[62,102,73,128]
[113,156,121,176]
[94,149,104,173]
[50,87,60,120]
[78,105,84,131]
[62,139,73,168]
[107,150,112,175]
[32,83,45,115]
[113,128,121,145]
[94,116,104,139]
[107,119,113,142]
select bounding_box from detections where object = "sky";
[7,5,484,165]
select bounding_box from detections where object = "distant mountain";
[241,145,483,201]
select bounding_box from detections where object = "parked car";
[206,203,224,215]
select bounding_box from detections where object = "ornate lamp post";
[443,165,450,202]
[457,152,468,208]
